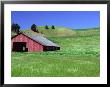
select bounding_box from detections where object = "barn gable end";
[11,33,60,52]
[11,34,43,52]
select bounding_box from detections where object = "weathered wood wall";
[11,34,43,52]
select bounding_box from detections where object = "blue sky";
[11,11,100,29]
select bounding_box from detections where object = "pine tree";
[31,24,39,33]
[31,24,36,31]
[15,24,20,34]
[52,25,55,29]
[45,25,49,29]
[11,23,20,34]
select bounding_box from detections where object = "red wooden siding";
[11,34,43,52]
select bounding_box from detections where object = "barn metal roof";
[30,35,59,47]
[23,33,60,47]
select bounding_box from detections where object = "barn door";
[12,42,27,52]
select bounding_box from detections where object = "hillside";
[22,26,76,37]
[11,26,100,77]
[15,26,99,38]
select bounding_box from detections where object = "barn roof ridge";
[12,32,60,47]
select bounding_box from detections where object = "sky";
[11,11,100,29]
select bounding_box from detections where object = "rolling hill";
[22,26,76,37]
[11,26,100,38]
[11,26,100,77]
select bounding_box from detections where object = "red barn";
[11,33,60,52]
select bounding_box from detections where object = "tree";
[31,24,36,31]
[52,25,55,29]
[31,24,39,33]
[15,24,20,34]
[11,23,16,32]
[45,25,49,29]
[11,23,20,34]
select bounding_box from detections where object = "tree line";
[11,23,55,34]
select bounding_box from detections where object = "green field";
[11,27,100,77]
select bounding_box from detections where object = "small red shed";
[11,33,60,52]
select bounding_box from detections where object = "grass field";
[11,27,100,77]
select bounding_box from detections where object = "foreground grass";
[11,52,99,77]
[11,34,100,77]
